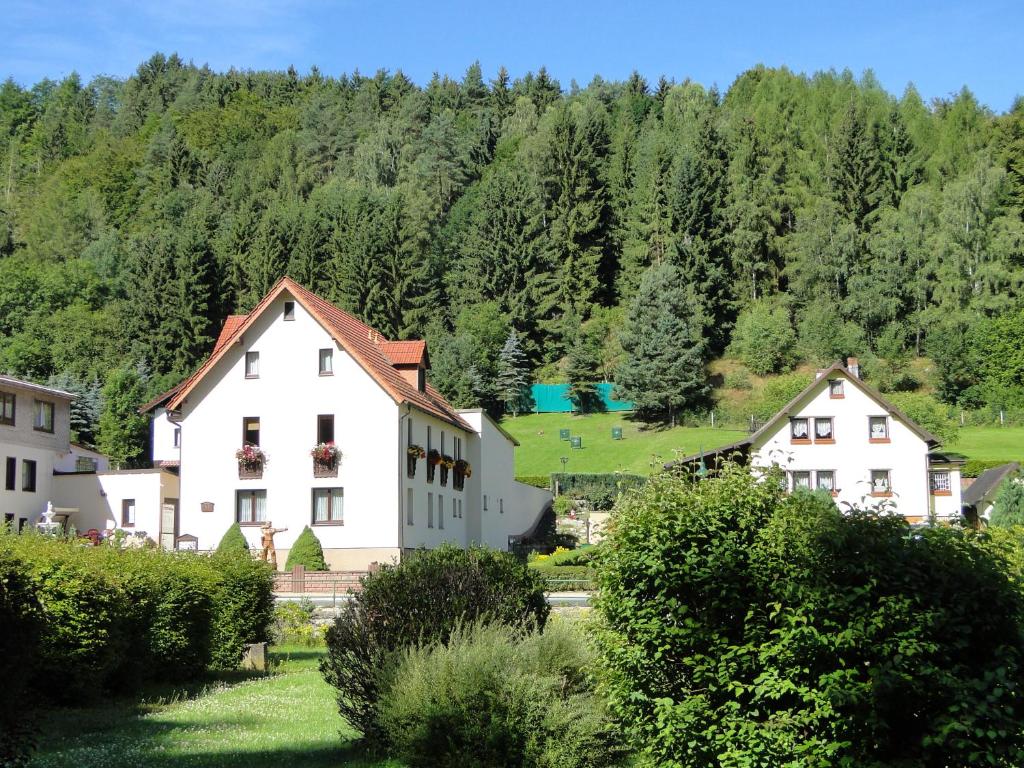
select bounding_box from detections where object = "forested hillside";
[1,55,1023,460]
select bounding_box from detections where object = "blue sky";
[4,0,1021,112]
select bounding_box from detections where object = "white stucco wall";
[751,373,931,517]
[458,410,552,550]
[151,408,181,465]
[175,293,404,569]
[54,444,111,473]
[52,470,179,544]
[0,382,71,527]
[929,467,963,520]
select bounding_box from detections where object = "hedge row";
[963,458,1018,478]
[551,473,647,511]
[515,475,551,490]
[0,530,274,764]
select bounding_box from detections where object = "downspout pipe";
[398,403,412,555]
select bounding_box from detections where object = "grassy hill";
[504,415,1024,478]
[502,412,747,476]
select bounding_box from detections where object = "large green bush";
[0,544,41,767]
[284,526,328,571]
[207,550,275,669]
[321,545,549,744]
[991,476,1024,527]
[727,300,796,375]
[597,465,1024,766]
[378,621,623,768]
[887,391,959,445]
[550,473,646,511]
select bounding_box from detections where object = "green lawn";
[503,411,748,476]
[505,413,1024,477]
[949,426,1024,464]
[29,646,397,768]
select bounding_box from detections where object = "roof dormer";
[380,340,429,392]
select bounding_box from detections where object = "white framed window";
[312,487,344,524]
[243,417,260,447]
[930,471,951,494]
[790,471,811,491]
[814,418,833,441]
[245,351,260,378]
[438,495,444,529]
[829,379,844,398]
[406,488,414,525]
[816,470,835,493]
[790,418,809,441]
[236,489,267,523]
[33,400,54,432]
[869,416,889,441]
[319,348,333,375]
[870,470,891,496]
[121,499,136,527]
[427,492,434,528]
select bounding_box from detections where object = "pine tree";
[565,322,602,413]
[495,330,530,416]
[615,263,710,425]
[96,365,150,468]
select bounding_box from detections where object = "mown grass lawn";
[503,412,747,476]
[505,414,1024,478]
[949,426,1024,464]
[29,646,398,768]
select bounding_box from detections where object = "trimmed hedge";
[963,458,1015,478]
[515,475,551,490]
[321,544,549,745]
[284,526,328,571]
[0,544,41,767]
[0,530,274,708]
[216,522,250,554]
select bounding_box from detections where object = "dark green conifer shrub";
[215,522,250,554]
[284,526,328,571]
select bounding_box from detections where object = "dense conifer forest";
[1,55,1023,458]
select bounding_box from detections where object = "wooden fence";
[273,565,368,594]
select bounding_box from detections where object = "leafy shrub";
[550,473,646,511]
[796,301,865,365]
[991,477,1024,527]
[0,543,41,767]
[722,367,753,390]
[274,598,326,647]
[752,371,813,420]
[887,391,958,445]
[208,550,275,669]
[321,545,549,744]
[284,526,328,571]
[216,522,250,554]
[597,465,1024,766]
[529,545,595,567]
[378,620,623,768]
[727,301,796,375]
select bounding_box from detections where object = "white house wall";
[151,408,180,465]
[52,470,179,543]
[751,374,931,517]
[176,294,403,570]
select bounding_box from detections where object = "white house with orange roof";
[140,277,550,569]
[673,359,963,523]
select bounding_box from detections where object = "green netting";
[529,383,634,413]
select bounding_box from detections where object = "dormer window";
[245,351,260,378]
[319,348,333,375]
[283,301,295,321]
[790,418,810,443]
[829,379,844,398]
[417,368,426,392]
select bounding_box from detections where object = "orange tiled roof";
[213,315,248,353]
[379,340,427,366]
[167,278,472,432]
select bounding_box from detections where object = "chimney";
[846,357,860,379]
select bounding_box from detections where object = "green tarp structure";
[529,383,634,413]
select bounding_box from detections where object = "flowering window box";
[407,444,425,479]
[427,449,441,483]
[236,445,266,479]
[310,442,341,477]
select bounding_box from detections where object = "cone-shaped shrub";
[216,522,249,554]
[285,526,328,571]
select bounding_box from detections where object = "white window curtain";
[815,419,832,439]
[331,488,343,521]
[254,491,268,522]
[313,490,329,522]
[791,419,808,438]
[319,348,333,374]
[246,352,259,377]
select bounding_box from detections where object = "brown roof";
[166,277,472,432]
[379,340,428,367]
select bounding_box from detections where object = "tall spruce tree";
[616,262,710,425]
[495,330,530,416]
